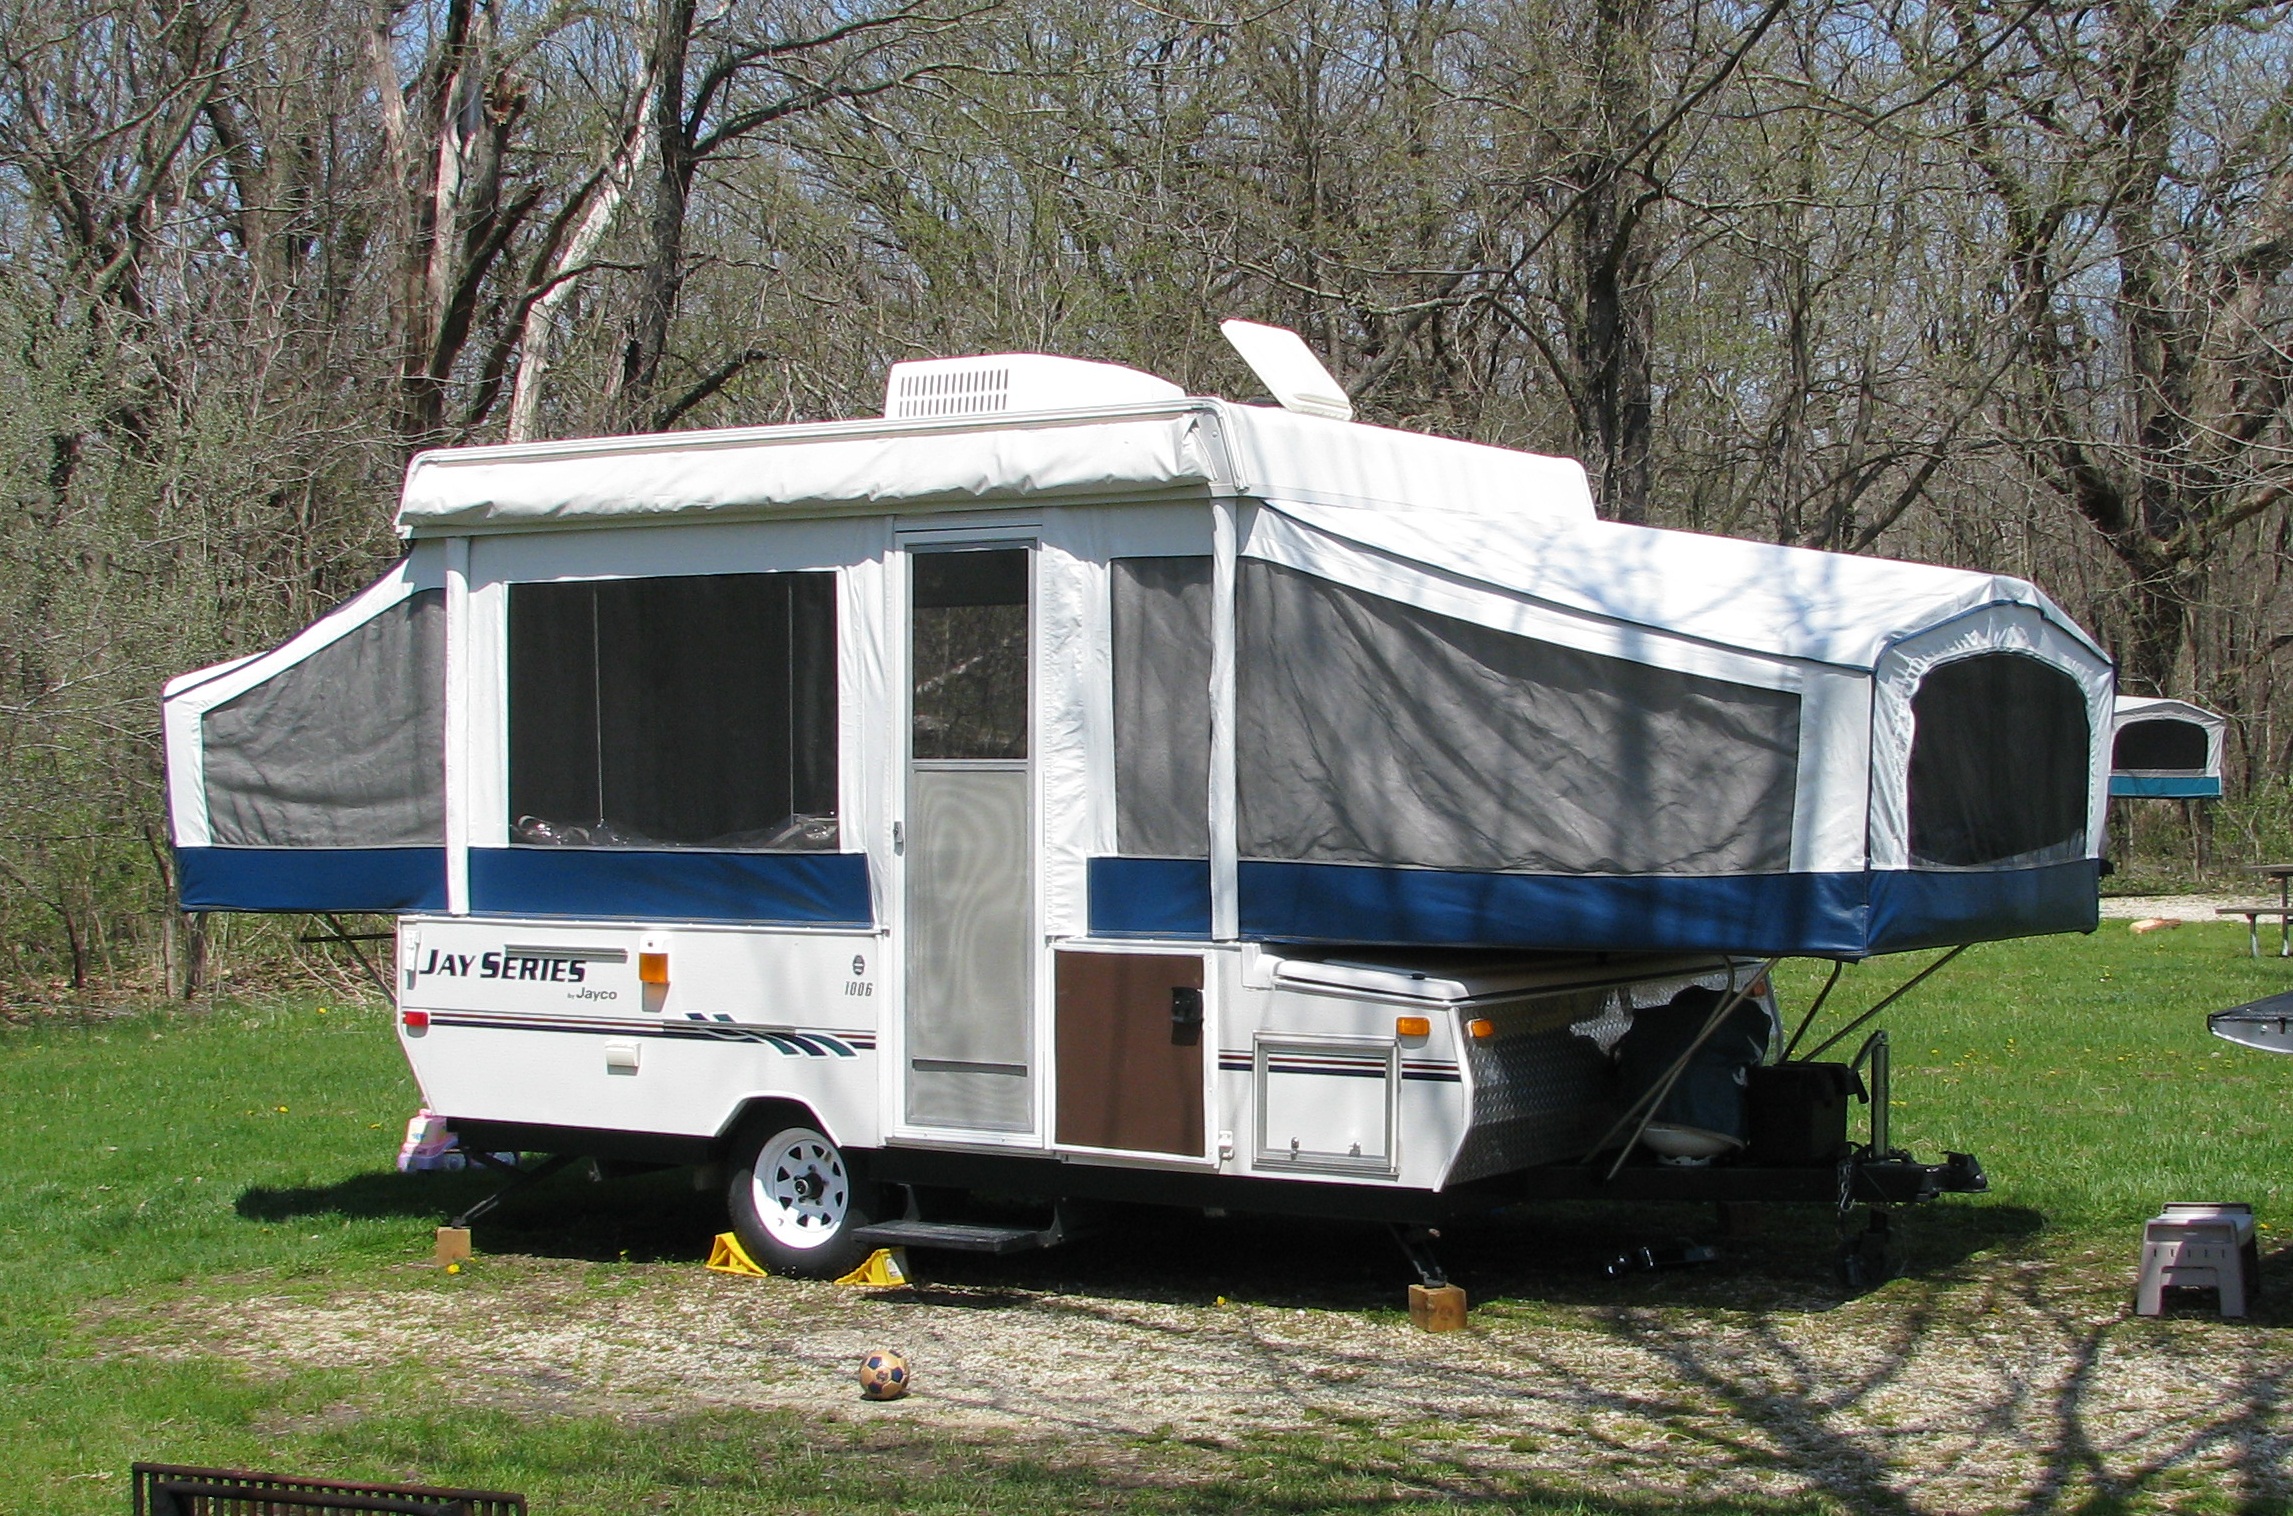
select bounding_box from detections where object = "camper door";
[894,531,1042,1141]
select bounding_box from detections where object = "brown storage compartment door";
[1055,951,1205,1156]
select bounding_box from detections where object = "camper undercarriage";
[401,911,1987,1279]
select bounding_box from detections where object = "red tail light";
[401,1009,431,1030]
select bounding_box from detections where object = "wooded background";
[2,0,2289,995]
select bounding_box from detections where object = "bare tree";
[1906,0,2293,692]
[610,0,976,433]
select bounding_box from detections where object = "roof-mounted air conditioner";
[884,354,1183,419]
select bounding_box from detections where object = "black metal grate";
[132,1463,525,1516]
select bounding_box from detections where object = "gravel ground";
[2097,894,2264,921]
[107,1224,2293,1513]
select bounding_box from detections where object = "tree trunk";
[2118,569,2192,696]
[59,899,85,991]
[618,0,699,428]
[506,68,661,441]
[182,912,208,1001]
[1567,0,1657,524]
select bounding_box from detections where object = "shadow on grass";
[236,1165,726,1265]
[903,1197,2054,1314]
[304,1400,1853,1516]
[223,1173,2293,1510]
[238,1163,2047,1312]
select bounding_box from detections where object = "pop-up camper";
[163,329,2111,1278]
[2109,696,2226,799]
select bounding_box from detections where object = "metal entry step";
[851,1219,1060,1255]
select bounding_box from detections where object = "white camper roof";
[1262,499,2102,673]
[2112,695,2226,734]
[398,390,2101,676]
[396,400,1596,535]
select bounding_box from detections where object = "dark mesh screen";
[911,548,1029,761]
[1236,563,1802,875]
[1907,653,2088,867]
[202,589,445,847]
[1111,556,1213,857]
[509,572,837,849]
[2113,718,2208,772]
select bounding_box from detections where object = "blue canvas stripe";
[1864,859,2099,954]
[1232,859,2099,957]
[2109,775,2221,798]
[1237,861,1873,956]
[175,846,448,913]
[1087,856,1212,938]
[467,847,872,926]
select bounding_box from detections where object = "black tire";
[726,1122,879,1279]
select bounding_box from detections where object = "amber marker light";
[638,952,670,985]
[1395,1015,1432,1038]
[1466,1018,1497,1041]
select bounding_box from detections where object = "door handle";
[1170,986,1203,1046]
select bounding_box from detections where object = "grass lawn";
[1773,927,2293,1230]
[3,924,2290,1514]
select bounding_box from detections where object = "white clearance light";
[884,354,1183,419]
[1219,319,1353,422]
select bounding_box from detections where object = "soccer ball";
[857,1348,911,1400]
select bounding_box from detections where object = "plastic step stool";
[2135,1202,2258,1318]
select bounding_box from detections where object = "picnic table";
[2218,863,2293,957]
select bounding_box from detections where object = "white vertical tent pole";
[443,535,472,916]
[1209,498,1239,941]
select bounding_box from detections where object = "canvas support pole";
[1801,943,1967,1062]
[1780,959,1846,1062]
[302,913,393,999]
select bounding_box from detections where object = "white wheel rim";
[751,1129,849,1250]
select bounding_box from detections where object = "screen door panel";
[904,545,1035,1134]
[905,764,1032,1128]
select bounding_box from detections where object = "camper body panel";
[1220,949,1758,1192]
[1217,949,1458,1189]
[397,915,885,1148]
[391,911,1764,1212]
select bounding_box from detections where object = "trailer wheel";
[727,1124,877,1279]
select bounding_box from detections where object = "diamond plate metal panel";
[1447,965,1777,1183]
[1449,987,1619,1182]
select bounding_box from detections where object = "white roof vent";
[885,354,1182,419]
[1219,319,1353,422]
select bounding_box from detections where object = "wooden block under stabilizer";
[435,1226,472,1265]
[1409,1282,1469,1332]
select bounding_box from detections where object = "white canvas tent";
[164,368,2112,960]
